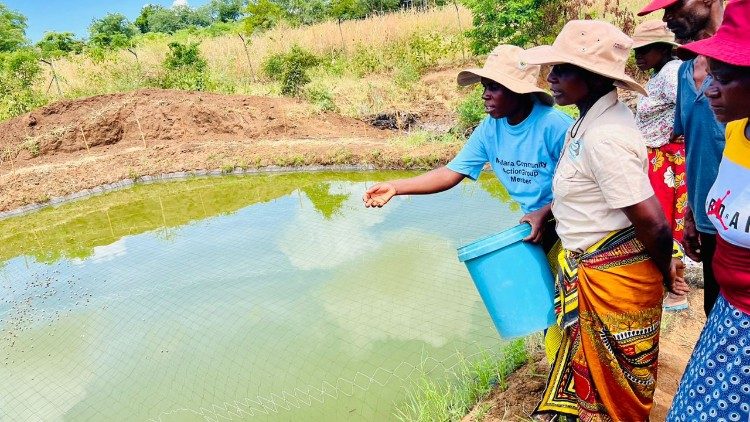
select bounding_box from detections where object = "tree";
[0,3,27,52]
[0,48,45,120]
[460,0,555,54]
[135,4,162,33]
[136,4,214,34]
[208,0,245,22]
[276,0,327,25]
[89,13,138,49]
[36,32,85,58]
[243,0,284,34]
[329,0,362,50]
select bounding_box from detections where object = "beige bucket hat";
[520,20,647,96]
[457,45,554,106]
[632,20,680,49]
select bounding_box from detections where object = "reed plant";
[394,338,533,422]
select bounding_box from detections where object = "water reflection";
[0,171,520,421]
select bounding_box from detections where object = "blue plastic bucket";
[457,223,555,338]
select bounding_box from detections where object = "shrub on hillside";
[262,45,319,96]
[155,41,213,91]
[456,84,484,135]
[460,0,556,54]
[305,84,338,112]
[89,13,138,49]
[36,32,85,58]
[0,49,46,120]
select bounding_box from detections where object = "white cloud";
[173,0,188,6]
[277,183,390,271]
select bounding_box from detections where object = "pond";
[0,171,522,421]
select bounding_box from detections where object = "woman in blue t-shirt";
[362,44,572,250]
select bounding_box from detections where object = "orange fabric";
[574,261,664,421]
[535,228,664,421]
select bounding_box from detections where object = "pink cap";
[638,0,678,16]
[678,0,750,66]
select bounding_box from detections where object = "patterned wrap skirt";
[535,227,665,421]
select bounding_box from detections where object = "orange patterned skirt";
[535,227,664,421]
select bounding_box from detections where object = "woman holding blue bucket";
[363,45,572,362]
[519,20,688,421]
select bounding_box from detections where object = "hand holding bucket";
[457,223,556,338]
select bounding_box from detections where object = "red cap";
[679,0,750,66]
[638,0,678,16]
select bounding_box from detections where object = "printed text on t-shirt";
[495,158,548,185]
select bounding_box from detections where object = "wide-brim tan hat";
[520,20,647,96]
[632,20,680,49]
[457,44,554,106]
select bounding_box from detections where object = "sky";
[5,0,211,43]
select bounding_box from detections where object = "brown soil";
[0,89,461,212]
[463,290,707,422]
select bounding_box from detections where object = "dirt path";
[0,89,461,213]
[463,289,707,422]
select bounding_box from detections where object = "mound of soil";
[0,89,388,161]
[0,89,464,213]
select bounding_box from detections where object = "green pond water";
[0,171,522,421]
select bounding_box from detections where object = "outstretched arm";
[363,166,466,208]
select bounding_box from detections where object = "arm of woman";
[363,166,465,208]
[622,196,688,294]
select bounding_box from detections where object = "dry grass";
[44,6,471,101]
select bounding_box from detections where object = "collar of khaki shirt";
[569,90,619,141]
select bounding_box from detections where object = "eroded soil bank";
[0,89,458,212]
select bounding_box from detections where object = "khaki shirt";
[552,90,654,253]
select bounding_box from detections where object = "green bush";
[394,61,421,88]
[456,85,485,134]
[349,45,384,76]
[0,49,46,121]
[305,85,337,112]
[261,45,319,96]
[156,41,212,91]
[261,54,285,80]
[460,0,557,54]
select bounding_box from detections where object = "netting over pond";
[0,172,523,421]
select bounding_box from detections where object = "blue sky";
[5,0,211,42]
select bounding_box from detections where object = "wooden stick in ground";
[238,33,257,82]
[78,125,90,151]
[453,0,466,61]
[135,116,147,148]
[40,59,62,96]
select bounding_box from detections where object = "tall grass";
[42,7,471,103]
[394,338,532,422]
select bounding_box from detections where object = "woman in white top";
[521,20,687,421]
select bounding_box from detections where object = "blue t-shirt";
[674,59,726,234]
[447,101,572,214]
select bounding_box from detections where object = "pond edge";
[0,164,377,221]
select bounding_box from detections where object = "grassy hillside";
[41,7,473,120]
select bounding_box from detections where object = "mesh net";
[0,171,522,421]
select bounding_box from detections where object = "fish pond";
[0,171,523,421]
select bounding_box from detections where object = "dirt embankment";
[0,89,459,213]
